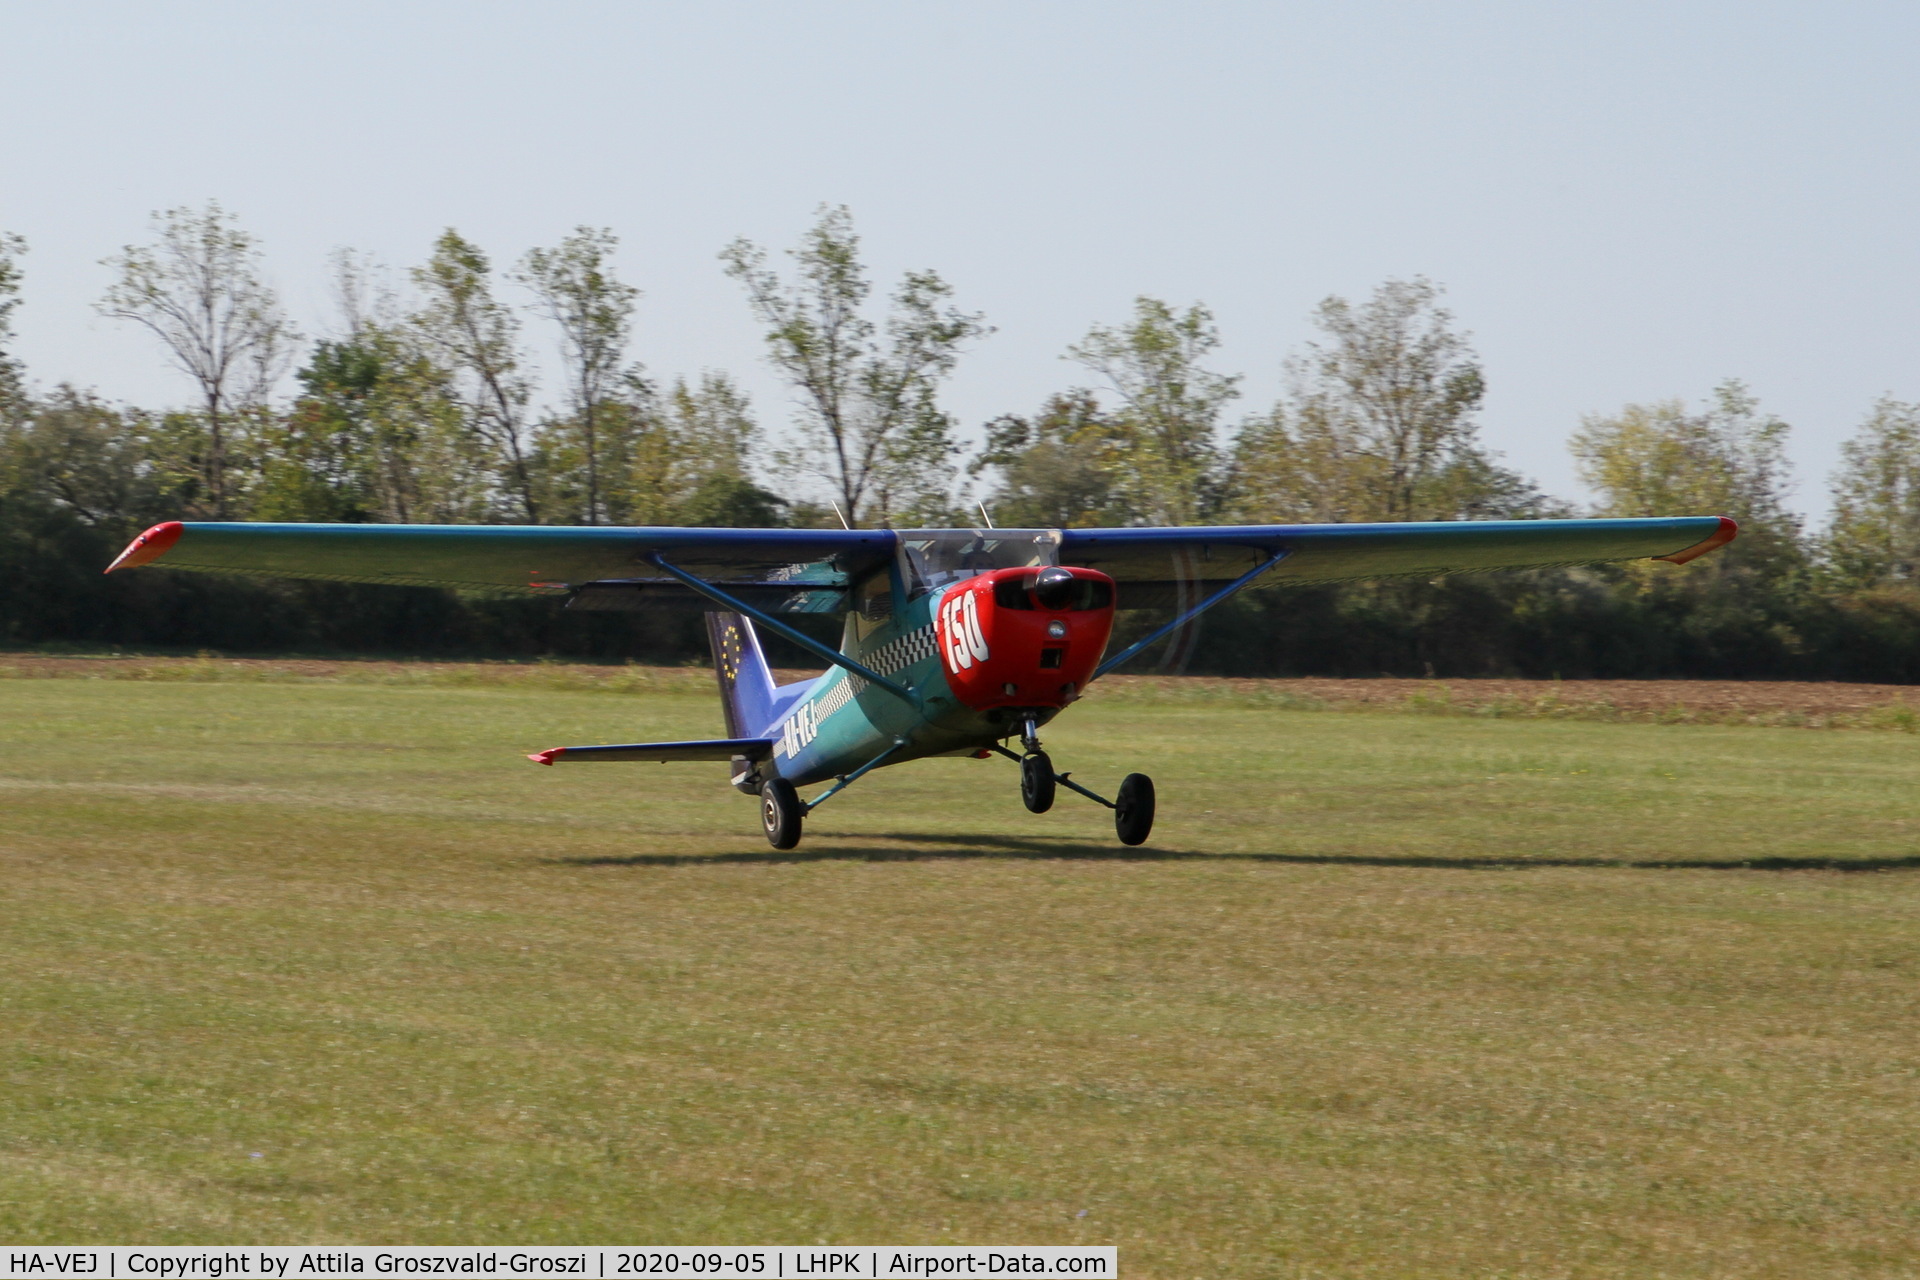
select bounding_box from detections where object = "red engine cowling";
[934,566,1116,711]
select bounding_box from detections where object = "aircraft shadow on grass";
[549,832,1920,874]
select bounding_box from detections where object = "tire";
[760,777,804,850]
[1115,773,1155,846]
[1021,752,1056,814]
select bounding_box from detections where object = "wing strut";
[1093,550,1287,680]
[802,737,911,813]
[647,553,920,708]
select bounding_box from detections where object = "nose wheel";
[1020,752,1056,813]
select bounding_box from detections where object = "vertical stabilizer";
[705,612,781,738]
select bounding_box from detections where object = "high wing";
[107,515,1736,612]
[106,520,898,613]
[1061,516,1735,607]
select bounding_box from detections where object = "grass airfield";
[3,663,1920,1277]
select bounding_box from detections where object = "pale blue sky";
[3,0,1916,518]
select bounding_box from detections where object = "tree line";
[5,204,1920,679]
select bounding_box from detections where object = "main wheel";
[760,777,804,849]
[1021,752,1056,813]
[1114,773,1155,846]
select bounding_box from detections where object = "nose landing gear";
[1020,752,1057,813]
[995,724,1155,846]
[1017,713,1058,814]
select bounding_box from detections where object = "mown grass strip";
[2,677,1919,1274]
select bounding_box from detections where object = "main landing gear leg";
[992,742,1156,846]
[758,739,909,850]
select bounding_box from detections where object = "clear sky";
[3,0,1915,519]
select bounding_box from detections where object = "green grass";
[3,675,1920,1277]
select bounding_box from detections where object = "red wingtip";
[528,748,563,766]
[1655,516,1739,565]
[105,521,184,573]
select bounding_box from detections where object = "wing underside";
[107,516,1736,613]
[1063,516,1735,605]
[106,521,896,606]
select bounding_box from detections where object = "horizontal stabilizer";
[527,737,777,765]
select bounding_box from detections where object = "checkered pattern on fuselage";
[860,623,937,678]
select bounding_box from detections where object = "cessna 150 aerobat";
[107,515,1736,848]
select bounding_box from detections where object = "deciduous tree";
[262,328,480,524]
[0,387,157,528]
[97,204,295,516]
[411,230,538,522]
[970,391,1129,527]
[517,228,642,525]
[602,372,780,526]
[0,231,26,421]
[1233,278,1534,524]
[659,373,784,526]
[1572,380,1795,526]
[1570,380,1805,592]
[1824,397,1920,589]
[721,206,988,525]
[1067,298,1238,525]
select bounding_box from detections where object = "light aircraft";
[107,515,1736,848]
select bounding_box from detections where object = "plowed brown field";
[1097,672,1920,726]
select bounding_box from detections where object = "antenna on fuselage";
[977,501,995,529]
[830,501,853,530]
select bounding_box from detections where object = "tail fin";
[705,611,780,738]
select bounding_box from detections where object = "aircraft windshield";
[899,529,1061,596]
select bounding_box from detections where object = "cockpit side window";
[854,565,893,623]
